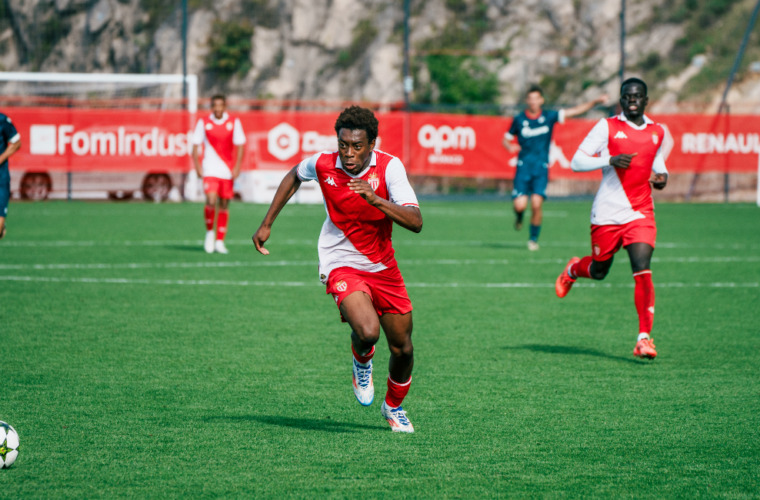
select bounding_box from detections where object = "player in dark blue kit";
[503,85,607,250]
[0,111,22,240]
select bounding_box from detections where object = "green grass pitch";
[1,199,759,498]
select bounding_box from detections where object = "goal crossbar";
[0,72,198,112]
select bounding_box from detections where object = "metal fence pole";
[619,0,626,86]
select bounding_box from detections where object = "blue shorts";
[511,168,547,199]
[0,167,9,218]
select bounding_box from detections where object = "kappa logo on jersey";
[367,172,380,190]
[205,123,213,130]
[336,280,348,292]
[614,131,628,139]
[325,176,337,187]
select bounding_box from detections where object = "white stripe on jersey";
[590,165,643,225]
[192,113,245,179]
[577,114,666,225]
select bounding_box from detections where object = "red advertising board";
[7,107,193,172]
[4,107,759,178]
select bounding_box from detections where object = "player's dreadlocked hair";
[334,106,379,143]
[621,77,648,96]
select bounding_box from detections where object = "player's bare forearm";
[261,167,301,227]
[380,202,423,233]
[348,179,423,233]
[252,166,302,254]
[0,140,21,164]
[233,145,244,178]
[191,146,202,176]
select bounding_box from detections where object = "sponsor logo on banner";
[417,124,476,165]
[267,122,340,161]
[367,172,379,190]
[29,124,191,157]
[267,122,300,161]
[680,133,760,154]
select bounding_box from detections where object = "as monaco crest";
[367,173,380,191]
[652,133,659,145]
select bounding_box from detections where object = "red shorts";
[591,216,657,261]
[203,177,234,200]
[325,265,413,320]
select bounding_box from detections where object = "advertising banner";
[5,107,759,178]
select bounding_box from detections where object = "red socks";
[633,270,655,334]
[216,210,229,241]
[385,375,412,408]
[351,344,375,365]
[204,205,215,231]
[570,256,594,279]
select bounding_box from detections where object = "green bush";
[206,20,254,78]
[424,55,500,109]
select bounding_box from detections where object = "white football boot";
[381,400,414,433]
[352,357,374,406]
[214,240,229,254]
[204,230,215,254]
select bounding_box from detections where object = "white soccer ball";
[0,421,19,468]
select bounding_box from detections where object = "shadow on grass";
[165,245,205,252]
[503,344,648,364]
[481,241,532,250]
[203,415,386,433]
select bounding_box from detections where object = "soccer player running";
[503,85,607,250]
[192,94,246,254]
[555,77,668,359]
[252,106,422,433]
[0,111,21,241]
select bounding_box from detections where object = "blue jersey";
[507,109,562,174]
[0,113,20,171]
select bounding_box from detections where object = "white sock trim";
[388,375,412,387]
[637,333,650,342]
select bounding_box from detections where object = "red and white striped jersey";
[192,112,246,179]
[575,114,668,225]
[296,149,419,282]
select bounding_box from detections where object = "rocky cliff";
[1,0,759,112]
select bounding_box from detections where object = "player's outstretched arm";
[252,166,302,255]
[564,95,609,119]
[348,179,422,233]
